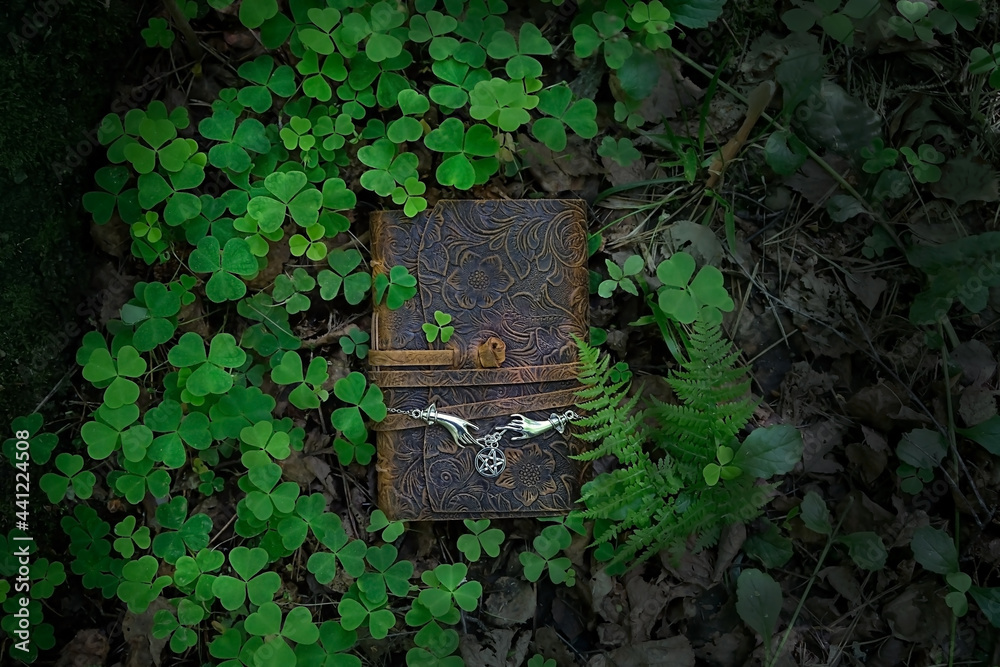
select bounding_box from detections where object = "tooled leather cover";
[369,200,591,520]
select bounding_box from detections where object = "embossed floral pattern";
[371,200,590,519]
[446,252,514,310]
[495,442,558,507]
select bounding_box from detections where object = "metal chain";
[383,404,580,479]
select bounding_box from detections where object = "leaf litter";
[34,0,1000,664]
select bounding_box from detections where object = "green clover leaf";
[331,372,386,444]
[237,55,296,113]
[198,109,270,172]
[239,0,278,29]
[270,351,330,410]
[272,268,316,314]
[422,310,455,344]
[456,519,505,562]
[142,17,175,48]
[168,332,247,397]
[573,11,632,68]
[318,249,372,305]
[409,10,459,59]
[487,23,552,79]
[118,555,172,613]
[365,1,407,62]
[367,509,405,542]
[860,138,899,174]
[519,524,575,586]
[144,399,212,468]
[598,136,641,167]
[240,420,292,460]
[81,403,140,460]
[298,51,349,102]
[900,144,945,183]
[532,85,598,151]
[424,118,499,190]
[469,78,538,132]
[359,139,420,197]
[373,264,417,310]
[339,327,371,360]
[418,562,482,616]
[246,602,319,644]
[358,544,413,605]
[188,236,258,302]
[172,548,224,599]
[3,413,59,465]
[212,546,281,611]
[83,165,141,225]
[247,170,324,232]
[151,497,213,564]
[128,281,183,352]
[390,176,428,217]
[275,495,339,550]
[598,255,643,298]
[112,515,151,559]
[39,454,96,503]
[307,515,367,584]
[338,591,396,639]
[655,252,734,324]
[429,57,490,109]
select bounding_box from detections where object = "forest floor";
[7,0,1000,666]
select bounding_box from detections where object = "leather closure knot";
[477,337,506,368]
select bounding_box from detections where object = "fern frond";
[571,315,783,571]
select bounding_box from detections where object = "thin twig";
[767,500,851,667]
[162,0,205,61]
[668,47,904,251]
[730,252,991,527]
[32,365,77,415]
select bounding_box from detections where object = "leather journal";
[369,199,591,520]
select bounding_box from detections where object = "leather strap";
[375,387,580,431]
[368,349,457,366]
[368,362,580,388]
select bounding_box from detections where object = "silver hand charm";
[387,404,579,479]
[406,404,480,448]
[498,410,579,441]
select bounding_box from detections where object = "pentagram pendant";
[388,404,584,480]
[475,446,506,477]
[474,431,506,478]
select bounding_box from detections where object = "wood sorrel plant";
[2,0,735,662]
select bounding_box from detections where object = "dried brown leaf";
[784,155,849,206]
[122,597,171,667]
[845,271,887,311]
[800,419,845,474]
[958,386,997,426]
[951,340,996,387]
[518,133,600,194]
[484,576,536,628]
[884,582,951,644]
[820,565,862,602]
[626,578,669,641]
[55,630,109,667]
[588,636,695,667]
[713,522,747,582]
